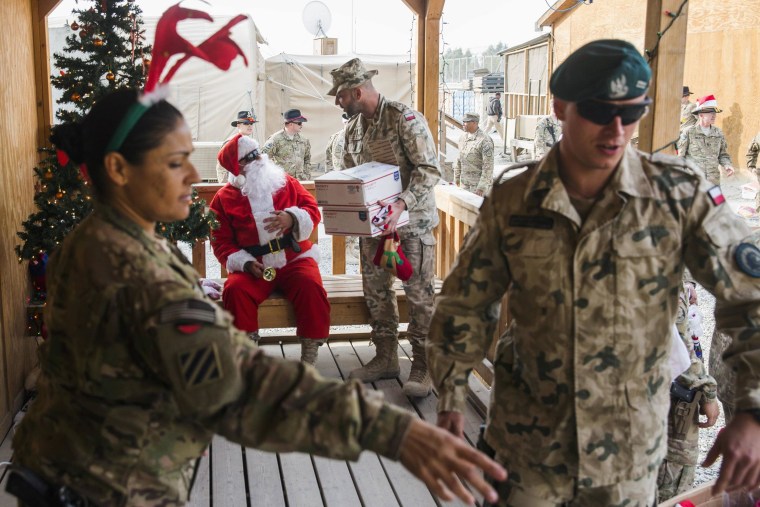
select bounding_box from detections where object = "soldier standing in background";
[216,110,256,183]
[262,108,312,180]
[680,86,697,132]
[657,279,719,502]
[678,95,735,186]
[428,39,760,505]
[484,92,505,140]
[533,102,563,159]
[328,57,440,398]
[747,131,760,213]
[326,112,349,171]
[454,112,494,196]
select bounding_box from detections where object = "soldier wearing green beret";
[10,87,506,506]
[428,39,760,506]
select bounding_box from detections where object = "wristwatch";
[741,409,760,425]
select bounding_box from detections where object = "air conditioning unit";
[191,141,223,182]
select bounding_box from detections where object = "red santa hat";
[693,94,722,114]
[217,133,260,188]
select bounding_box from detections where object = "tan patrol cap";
[462,112,480,123]
[327,58,379,96]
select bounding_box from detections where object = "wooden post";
[33,0,61,147]
[423,0,444,147]
[638,0,689,154]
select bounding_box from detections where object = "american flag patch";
[404,112,415,121]
[707,185,725,206]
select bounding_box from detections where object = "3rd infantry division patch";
[179,344,222,388]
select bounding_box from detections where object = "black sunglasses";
[289,122,303,126]
[239,148,260,164]
[239,120,254,125]
[576,97,652,126]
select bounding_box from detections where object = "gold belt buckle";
[262,267,276,281]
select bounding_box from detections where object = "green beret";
[550,39,651,102]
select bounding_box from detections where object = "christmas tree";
[17,0,217,268]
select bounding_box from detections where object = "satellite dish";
[302,1,332,38]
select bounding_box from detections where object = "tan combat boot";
[403,344,432,397]
[300,338,326,366]
[348,337,400,382]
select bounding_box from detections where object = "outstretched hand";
[703,412,760,494]
[399,418,507,505]
[376,199,407,234]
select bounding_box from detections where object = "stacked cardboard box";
[314,162,409,236]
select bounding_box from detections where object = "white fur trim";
[227,249,256,273]
[252,212,286,269]
[285,206,314,241]
[232,174,246,189]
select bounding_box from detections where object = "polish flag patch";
[404,112,415,121]
[707,186,725,206]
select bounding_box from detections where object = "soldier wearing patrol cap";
[328,57,441,398]
[428,39,760,506]
[454,112,494,196]
[680,86,697,132]
[678,94,735,187]
[262,108,312,180]
[215,110,257,183]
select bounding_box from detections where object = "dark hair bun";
[50,122,85,165]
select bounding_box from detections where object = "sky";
[49,0,549,58]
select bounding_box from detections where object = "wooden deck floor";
[0,339,489,507]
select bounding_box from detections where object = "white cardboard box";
[314,162,402,207]
[323,203,409,237]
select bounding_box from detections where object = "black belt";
[5,465,90,506]
[243,233,301,257]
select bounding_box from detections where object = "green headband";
[105,101,151,152]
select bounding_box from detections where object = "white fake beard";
[240,154,287,213]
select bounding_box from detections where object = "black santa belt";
[243,233,301,258]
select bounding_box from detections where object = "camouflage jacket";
[680,102,697,131]
[428,145,760,487]
[13,205,412,506]
[747,132,760,169]
[262,129,312,180]
[325,128,346,171]
[678,124,733,176]
[533,116,562,159]
[342,95,441,236]
[454,128,494,194]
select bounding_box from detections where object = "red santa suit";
[210,134,329,338]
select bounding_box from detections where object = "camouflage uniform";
[533,116,563,159]
[428,146,760,505]
[680,101,697,131]
[262,129,312,180]
[454,128,494,194]
[342,94,440,360]
[747,132,760,212]
[325,128,346,171]
[677,124,733,186]
[13,205,413,506]
[657,280,718,502]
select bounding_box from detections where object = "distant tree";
[484,42,508,56]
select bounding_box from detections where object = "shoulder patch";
[159,299,217,325]
[494,161,539,186]
[707,186,725,206]
[404,112,416,121]
[735,242,760,278]
[178,343,222,388]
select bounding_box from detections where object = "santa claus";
[210,134,329,364]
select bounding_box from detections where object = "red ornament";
[71,92,81,101]
[71,21,79,31]
[59,70,65,76]
[80,29,89,38]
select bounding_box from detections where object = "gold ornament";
[44,171,53,180]
[106,71,115,81]
[262,267,276,282]
[55,191,64,199]
[94,38,104,47]
[71,92,81,101]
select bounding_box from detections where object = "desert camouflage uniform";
[680,101,697,131]
[262,129,312,180]
[678,124,732,185]
[428,146,760,505]
[533,116,563,159]
[747,132,760,212]
[454,128,494,194]
[326,128,346,171]
[657,280,718,502]
[343,95,440,351]
[13,205,412,506]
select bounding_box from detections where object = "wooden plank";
[331,235,346,275]
[210,435,247,507]
[191,241,206,278]
[423,1,443,146]
[329,342,401,507]
[0,426,16,507]
[638,0,689,154]
[187,452,210,507]
[244,448,286,506]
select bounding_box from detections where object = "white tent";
[263,53,415,172]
